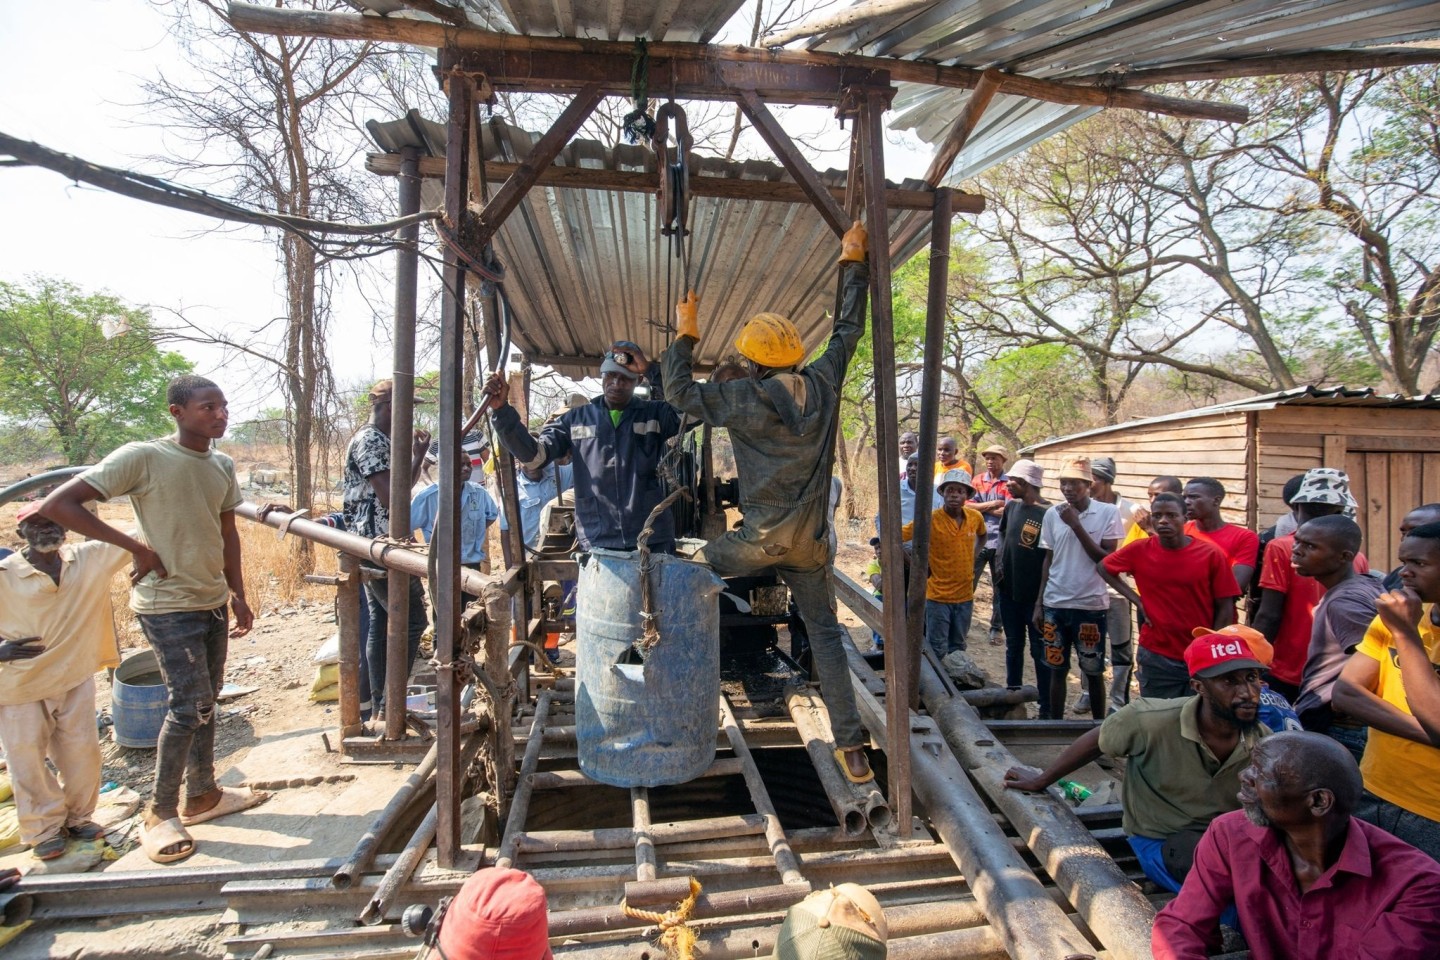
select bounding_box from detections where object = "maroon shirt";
[1153,811,1440,960]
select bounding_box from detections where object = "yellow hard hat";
[734,312,805,368]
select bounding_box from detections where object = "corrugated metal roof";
[1023,385,1440,452]
[800,0,1440,185]
[368,116,931,375]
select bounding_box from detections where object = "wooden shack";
[1022,386,1440,571]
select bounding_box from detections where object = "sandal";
[32,834,67,861]
[834,746,875,785]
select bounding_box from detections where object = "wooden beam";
[923,68,1003,187]
[225,3,1250,123]
[473,85,603,245]
[367,151,985,213]
[1073,49,1440,87]
[737,90,851,237]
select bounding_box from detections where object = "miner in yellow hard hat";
[661,221,874,785]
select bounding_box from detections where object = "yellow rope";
[621,877,703,960]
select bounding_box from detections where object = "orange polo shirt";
[903,506,984,604]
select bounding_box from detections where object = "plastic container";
[574,548,725,787]
[111,649,168,749]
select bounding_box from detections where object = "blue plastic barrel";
[575,548,724,787]
[111,649,167,749]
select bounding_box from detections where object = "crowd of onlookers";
[873,433,1440,956]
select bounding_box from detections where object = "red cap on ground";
[433,868,552,960]
[1185,633,1266,680]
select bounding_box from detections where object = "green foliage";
[0,278,194,465]
[968,343,1090,446]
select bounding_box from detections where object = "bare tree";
[144,0,404,546]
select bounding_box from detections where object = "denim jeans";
[1136,645,1193,700]
[1042,606,1108,720]
[925,599,973,659]
[998,595,1049,708]
[972,547,1001,632]
[364,574,428,715]
[138,607,229,811]
[1106,595,1134,711]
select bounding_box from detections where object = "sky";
[0,0,933,421]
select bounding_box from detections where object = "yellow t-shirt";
[934,459,973,477]
[902,507,984,604]
[0,541,130,705]
[1122,523,1149,547]
[83,436,243,614]
[1354,607,1440,822]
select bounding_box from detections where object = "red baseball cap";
[1185,633,1266,679]
[1190,624,1273,668]
[433,867,552,960]
[14,504,43,524]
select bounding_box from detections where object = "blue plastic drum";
[110,649,167,749]
[574,548,724,787]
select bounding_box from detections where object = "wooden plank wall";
[1027,413,1252,525]
[1257,406,1440,571]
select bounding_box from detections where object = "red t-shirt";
[1184,520,1261,579]
[1103,537,1241,660]
[1258,535,1370,685]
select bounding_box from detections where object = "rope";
[621,877,702,960]
[621,38,655,144]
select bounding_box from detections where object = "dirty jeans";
[138,607,228,812]
[0,677,102,845]
[972,547,1001,633]
[364,575,428,715]
[698,506,865,749]
[1106,595,1135,711]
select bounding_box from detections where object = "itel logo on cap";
[1211,640,1245,659]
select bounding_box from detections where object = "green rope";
[622,37,655,144]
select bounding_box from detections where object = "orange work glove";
[676,290,700,341]
[838,220,868,263]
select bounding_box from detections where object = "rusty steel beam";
[433,66,472,868]
[862,87,914,835]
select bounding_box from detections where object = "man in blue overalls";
[483,350,682,554]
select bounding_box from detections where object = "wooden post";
[861,87,912,833]
[434,65,472,869]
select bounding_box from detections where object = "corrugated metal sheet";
[1023,386,1440,452]
[377,117,930,375]
[800,0,1440,185]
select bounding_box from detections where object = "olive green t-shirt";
[82,436,243,614]
[1097,696,1269,839]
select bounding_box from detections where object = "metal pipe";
[0,466,86,507]
[909,186,951,710]
[336,553,364,738]
[494,689,553,868]
[783,685,887,836]
[516,814,766,855]
[630,787,656,882]
[918,660,1155,960]
[333,742,439,888]
[359,803,438,925]
[845,649,1097,960]
[717,695,806,886]
[234,504,496,598]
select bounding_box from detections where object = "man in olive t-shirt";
[39,375,259,863]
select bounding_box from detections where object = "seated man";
[1333,521,1440,861]
[1003,633,1269,893]
[1152,731,1440,960]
